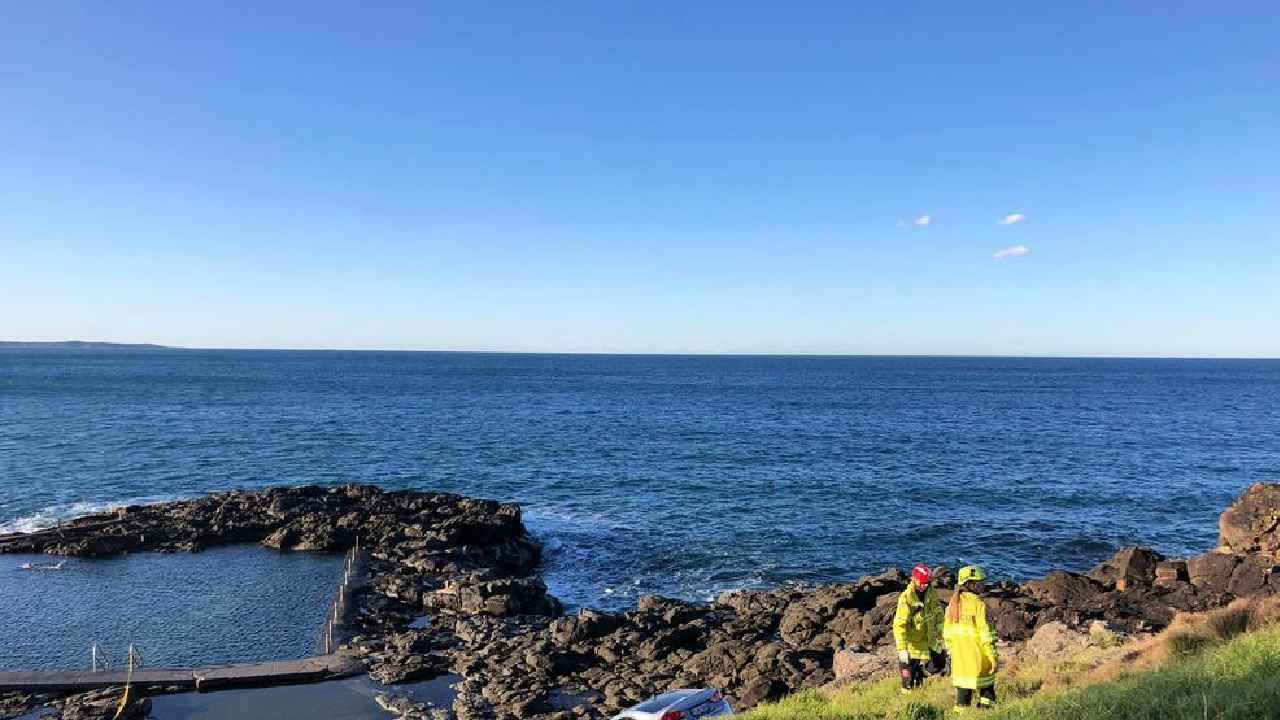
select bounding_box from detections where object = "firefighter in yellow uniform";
[943,565,998,710]
[893,563,944,692]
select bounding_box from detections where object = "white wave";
[19,560,67,571]
[0,494,184,534]
[522,511,631,538]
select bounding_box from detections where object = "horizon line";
[2,340,1277,361]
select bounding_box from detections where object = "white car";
[612,688,733,720]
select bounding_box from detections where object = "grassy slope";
[742,617,1280,720]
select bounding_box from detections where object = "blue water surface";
[0,546,341,670]
[1,350,1278,614]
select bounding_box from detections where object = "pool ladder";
[90,643,142,672]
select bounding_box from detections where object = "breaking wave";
[0,494,185,535]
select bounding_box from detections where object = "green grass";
[741,623,1280,720]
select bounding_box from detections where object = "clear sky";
[2,3,1277,356]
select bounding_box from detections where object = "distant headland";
[0,341,175,350]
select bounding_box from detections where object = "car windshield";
[632,692,693,712]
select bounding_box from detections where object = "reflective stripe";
[946,625,980,638]
[951,674,996,689]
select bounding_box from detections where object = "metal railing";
[91,643,112,672]
[89,643,142,672]
[323,536,362,654]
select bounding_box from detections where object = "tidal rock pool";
[0,545,344,670]
[146,675,462,720]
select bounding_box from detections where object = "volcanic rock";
[1219,482,1280,557]
[1227,554,1276,597]
[1188,552,1241,592]
[5,481,1280,720]
[1155,560,1188,586]
[1022,570,1105,607]
[1089,547,1164,589]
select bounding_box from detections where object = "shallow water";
[0,546,342,670]
[3,350,1278,613]
[146,675,461,720]
[148,677,388,720]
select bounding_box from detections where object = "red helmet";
[911,563,932,587]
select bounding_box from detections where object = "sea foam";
[0,495,183,535]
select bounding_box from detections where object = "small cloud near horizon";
[993,244,1031,259]
[998,213,1027,225]
[913,214,931,227]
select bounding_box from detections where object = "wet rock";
[0,691,58,719]
[57,688,152,720]
[0,485,539,568]
[261,526,301,550]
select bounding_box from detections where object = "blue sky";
[2,3,1277,356]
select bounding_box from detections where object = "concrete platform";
[0,668,196,692]
[193,653,365,691]
[0,653,363,694]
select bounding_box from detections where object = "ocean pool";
[0,545,344,670]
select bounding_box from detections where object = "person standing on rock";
[943,565,998,711]
[893,563,944,693]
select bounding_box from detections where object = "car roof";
[629,688,716,713]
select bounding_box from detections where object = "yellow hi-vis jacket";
[943,591,998,689]
[892,583,943,660]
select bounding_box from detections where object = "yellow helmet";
[957,565,987,585]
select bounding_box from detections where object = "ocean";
[2,350,1278,619]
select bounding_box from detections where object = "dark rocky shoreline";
[2,482,1278,720]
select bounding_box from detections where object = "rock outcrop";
[3,481,1279,720]
[1218,482,1280,557]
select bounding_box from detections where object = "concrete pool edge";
[0,651,365,693]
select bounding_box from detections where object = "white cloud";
[913,214,931,227]
[993,244,1031,259]
[998,213,1027,225]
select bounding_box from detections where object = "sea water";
[2,350,1278,619]
[0,546,342,670]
